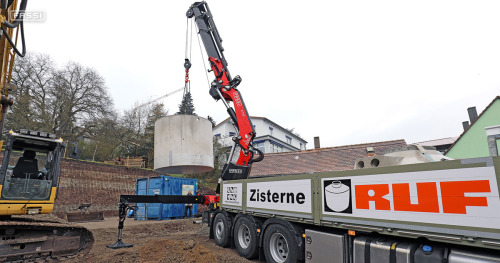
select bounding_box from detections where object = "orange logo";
[355,180,491,214]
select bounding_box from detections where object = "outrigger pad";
[107,240,133,249]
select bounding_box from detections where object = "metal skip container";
[154,115,214,174]
[135,175,199,220]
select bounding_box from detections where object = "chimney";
[462,121,469,131]
[467,107,478,123]
[314,136,320,149]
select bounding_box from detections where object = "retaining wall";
[54,158,161,217]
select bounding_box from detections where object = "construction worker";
[184,191,193,218]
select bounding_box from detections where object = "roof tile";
[250,139,407,177]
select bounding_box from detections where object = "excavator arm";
[0,0,28,138]
[187,1,262,180]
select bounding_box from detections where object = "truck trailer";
[211,156,500,262]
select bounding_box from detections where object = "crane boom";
[187,1,262,181]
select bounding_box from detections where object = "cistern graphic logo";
[323,179,352,214]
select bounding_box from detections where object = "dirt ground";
[63,217,257,263]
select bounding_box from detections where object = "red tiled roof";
[249,139,407,177]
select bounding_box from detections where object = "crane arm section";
[187,1,262,180]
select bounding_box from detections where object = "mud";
[63,217,255,263]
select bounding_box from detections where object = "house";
[416,137,457,154]
[213,116,307,153]
[249,139,407,177]
[446,96,500,159]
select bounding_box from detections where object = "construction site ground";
[64,217,255,263]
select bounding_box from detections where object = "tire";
[263,224,298,263]
[213,213,230,247]
[233,217,259,259]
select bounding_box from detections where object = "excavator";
[0,1,93,261]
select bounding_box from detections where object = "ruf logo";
[355,180,491,214]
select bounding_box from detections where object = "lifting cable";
[182,17,193,114]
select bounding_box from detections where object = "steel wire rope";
[183,18,195,114]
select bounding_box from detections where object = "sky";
[22,0,500,148]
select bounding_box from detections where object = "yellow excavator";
[0,1,93,261]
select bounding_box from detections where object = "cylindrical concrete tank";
[154,115,214,174]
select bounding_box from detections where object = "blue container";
[135,175,198,220]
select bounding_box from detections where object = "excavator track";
[0,216,94,262]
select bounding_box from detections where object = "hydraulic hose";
[2,20,25,57]
[2,0,27,28]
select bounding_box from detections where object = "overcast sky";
[23,0,500,148]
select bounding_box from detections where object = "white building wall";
[213,121,236,147]
[213,117,307,153]
[252,118,267,136]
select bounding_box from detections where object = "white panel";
[321,167,500,229]
[222,183,243,207]
[247,179,312,213]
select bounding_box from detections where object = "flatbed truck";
[210,156,500,262]
[109,2,500,262]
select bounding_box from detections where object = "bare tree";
[8,53,115,144]
[116,102,167,159]
[7,53,180,164]
[7,53,55,132]
[50,61,114,141]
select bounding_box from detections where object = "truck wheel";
[233,217,258,259]
[213,213,230,247]
[263,224,298,263]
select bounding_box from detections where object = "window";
[214,134,221,140]
[269,126,273,136]
[229,132,235,136]
[270,143,282,153]
[2,142,60,201]
[300,143,303,150]
[255,142,265,153]
[286,136,292,144]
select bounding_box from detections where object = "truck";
[214,154,500,262]
[109,2,500,262]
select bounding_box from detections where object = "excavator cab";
[0,130,65,212]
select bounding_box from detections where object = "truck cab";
[0,129,65,215]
